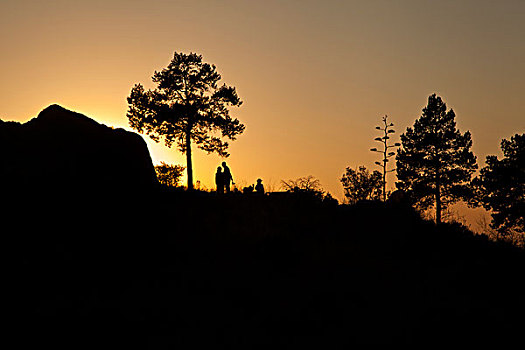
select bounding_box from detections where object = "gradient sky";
[1,0,524,223]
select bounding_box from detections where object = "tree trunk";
[436,181,442,224]
[186,129,193,190]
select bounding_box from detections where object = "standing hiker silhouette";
[215,166,224,194]
[222,161,234,193]
[255,178,265,195]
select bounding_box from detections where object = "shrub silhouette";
[155,162,185,187]
[280,175,339,205]
[281,175,322,193]
[341,165,383,204]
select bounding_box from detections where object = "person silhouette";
[255,178,264,195]
[222,161,234,193]
[215,166,224,194]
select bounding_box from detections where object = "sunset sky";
[1,1,524,221]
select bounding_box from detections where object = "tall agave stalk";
[370,115,400,201]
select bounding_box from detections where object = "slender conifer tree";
[396,94,477,223]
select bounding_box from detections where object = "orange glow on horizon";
[1,0,524,230]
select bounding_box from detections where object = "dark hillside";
[2,107,524,347]
[6,191,524,347]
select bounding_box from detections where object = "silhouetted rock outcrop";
[0,104,157,192]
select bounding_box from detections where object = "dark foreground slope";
[2,106,523,347]
[5,191,525,348]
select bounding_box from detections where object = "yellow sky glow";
[1,0,524,228]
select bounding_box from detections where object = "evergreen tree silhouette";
[396,94,477,223]
[473,133,524,238]
[126,52,245,190]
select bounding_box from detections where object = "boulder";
[0,104,157,193]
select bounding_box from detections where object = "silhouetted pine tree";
[396,94,477,224]
[127,52,245,190]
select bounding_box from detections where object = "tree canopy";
[396,94,477,223]
[340,166,383,204]
[473,133,524,239]
[127,52,245,189]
